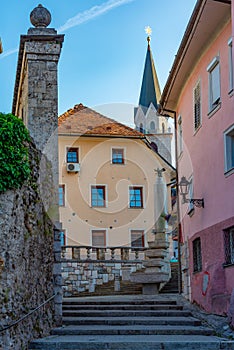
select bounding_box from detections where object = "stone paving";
[176,294,234,340]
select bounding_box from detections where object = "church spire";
[138,27,161,110]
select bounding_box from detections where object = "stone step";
[51,324,214,336]
[61,316,201,326]
[63,296,177,306]
[28,334,234,350]
[62,304,183,311]
[74,280,142,297]
[62,309,192,318]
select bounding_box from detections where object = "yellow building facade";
[58,104,175,249]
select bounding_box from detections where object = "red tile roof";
[58,104,144,138]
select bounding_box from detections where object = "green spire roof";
[139,40,161,110]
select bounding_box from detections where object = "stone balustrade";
[61,246,146,296]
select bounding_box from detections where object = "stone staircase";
[29,295,234,349]
[76,280,142,297]
[160,262,179,294]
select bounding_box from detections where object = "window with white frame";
[224,124,234,173]
[177,115,183,155]
[224,227,234,265]
[194,80,201,130]
[228,38,233,92]
[112,148,124,164]
[129,186,143,208]
[131,230,145,248]
[66,147,79,163]
[59,185,65,206]
[92,230,106,248]
[91,185,106,207]
[207,57,221,112]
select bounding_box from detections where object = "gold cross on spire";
[145,26,152,45]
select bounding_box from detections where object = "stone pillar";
[12,4,64,221]
[130,168,171,294]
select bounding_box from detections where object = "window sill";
[224,168,234,177]
[193,270,202,275]
[91,206,107,209]
[193,124,202,136]
[207,102,221,118]
[223,263,234,268]
[129,207,144,209]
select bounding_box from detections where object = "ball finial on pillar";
[30,4,51,28]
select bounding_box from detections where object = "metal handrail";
[0,293,56,333]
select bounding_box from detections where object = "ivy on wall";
[0,113,31,192]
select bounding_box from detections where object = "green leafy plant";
[0,113,31,192]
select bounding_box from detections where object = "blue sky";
[0,0,196,125]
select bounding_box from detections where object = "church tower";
[134,28,172,164]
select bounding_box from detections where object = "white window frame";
[228,38,233,93]
[65,145,80,164]
[193,80,202,132]
[224,124,234,174]
[91,229,107,247]
[128,185,145,209]
[207,56,221,113]
[111,147,126,165]
[59,184,65,207]
[90,184,108,208]
[129,229,145,248]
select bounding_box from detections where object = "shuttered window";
[224,125,234,173]
[92,230,106,248]
[207,57,221,111]
[131,230,144,248]
[194,81,201,131]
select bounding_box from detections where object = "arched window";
[150,121,155,130]
[139,123,144,133]
[162,122,165,133]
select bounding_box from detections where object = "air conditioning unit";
[66,163,80,173]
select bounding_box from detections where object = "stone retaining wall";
[0,144,55,350]
[62,261,144,296]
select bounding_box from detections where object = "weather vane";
[145,26,152,45]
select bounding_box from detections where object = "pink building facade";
[160,0,234,323]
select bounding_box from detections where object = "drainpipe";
[158,107,182,294]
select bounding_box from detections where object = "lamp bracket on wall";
[179,176,204,209]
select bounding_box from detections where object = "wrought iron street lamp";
[178,176,204,208]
